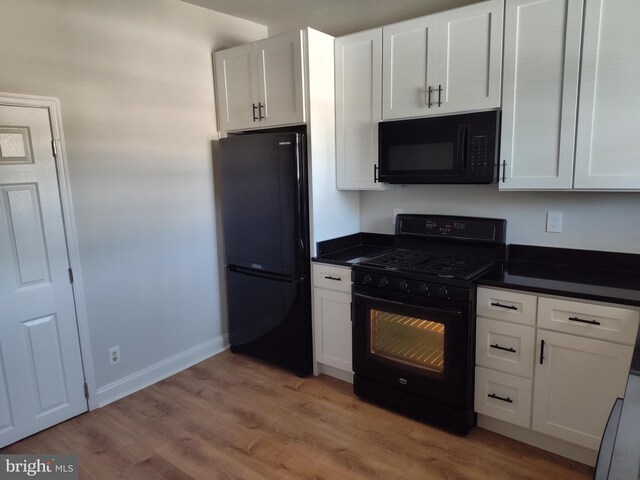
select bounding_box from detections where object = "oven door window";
[370,309,445,373]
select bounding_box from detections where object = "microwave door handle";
[458,124,469,171]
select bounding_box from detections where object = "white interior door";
[0,104,87,448]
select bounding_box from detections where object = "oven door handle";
[353,292,463,317]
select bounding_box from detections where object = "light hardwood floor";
[2,351,593,479]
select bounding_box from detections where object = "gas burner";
[359,249,494,281]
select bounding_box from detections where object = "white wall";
[361,186,640,254]
[0,0,266,393]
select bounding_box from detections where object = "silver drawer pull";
[490,344,516,353]
[324,275,342,281]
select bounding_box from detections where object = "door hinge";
[83,382,89,399]
[68,267,74,284]
[51,140,58,158]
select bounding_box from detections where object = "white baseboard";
[95,334,229,408]
[477,415,598,467]
[317,363,353,384]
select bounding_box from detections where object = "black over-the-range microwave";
[378,110,500,184]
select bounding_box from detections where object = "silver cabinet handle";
[427,86,433,108]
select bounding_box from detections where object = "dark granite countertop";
[479,244,640,308]
[312,232,394,267]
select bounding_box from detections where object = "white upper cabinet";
[574,0,640,189]
[502,0,640,191]
[257,31,306,128]
[214,43,260,132]
[335,28,384,190]
[215,31,305,132]
[500,0,583,190]
[382,0,503,120]
[436,0,503,115]
[382,15,438,120]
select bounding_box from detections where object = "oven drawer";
[537,298,639,345]
[476,317,535,378]
[313,264,351,293]
[475,366,532,428]
[477,287,537,325]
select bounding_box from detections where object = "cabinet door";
[532,330,633,450]
[214,43,259,132]
[436,0,503,115]
[257,30,305,128]
[382,15,438,120]
[313,288,352,372]
[500,0,583,190]
[574,0,640,189]
[335,29,384,190]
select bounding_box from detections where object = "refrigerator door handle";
[228,264,297,283]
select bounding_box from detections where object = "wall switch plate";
[392,208,403,225]
[546,211,563,233]
[108,346,120,366]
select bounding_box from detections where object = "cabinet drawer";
[313,264,352,293]
[477,287,537,325]
[537,297,639,345]
[476,317,535,378]
[475,366,532,428]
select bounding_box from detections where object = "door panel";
[532,330,633,450]
[437,0,503,114]
[226,269,310,374]
[500,0,582,190]
[383,15,438,119]
[4,185,50,285]
[220,133,302,276]
[214,43,259,132]
[22,315,68,413]
[257,31,305,127]
[0,104,86,448]
[574,0,640,189]
[335,29,384,190]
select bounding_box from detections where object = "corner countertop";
[312,232,395,267]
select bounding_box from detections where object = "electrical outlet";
[546,211,563,233]
[392,208,403,225]
[108,346,120,366]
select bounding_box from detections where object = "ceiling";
[181,0,347,26]
[180,0,482,36]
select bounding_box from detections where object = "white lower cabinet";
[532,330,633,450]
[475,286,639,459]
[312,264,353,379]
[475,366,533,428]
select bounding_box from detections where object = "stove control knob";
[418,284,429,294]
[438,287,449,297]
[379,277,389,288]
[363,274,372,285]
[398,280,408,291]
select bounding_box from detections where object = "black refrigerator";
[219,131,312,376]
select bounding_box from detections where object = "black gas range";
[351,214,506,434]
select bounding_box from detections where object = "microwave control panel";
[468,135,491,174]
